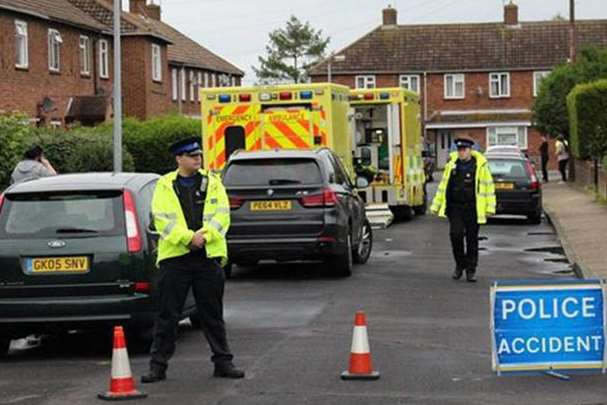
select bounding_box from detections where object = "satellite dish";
[40,97,56,113]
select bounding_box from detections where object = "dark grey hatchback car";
[0,173,199,355]
[223,148,373,278]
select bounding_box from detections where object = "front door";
[436,130,453,169]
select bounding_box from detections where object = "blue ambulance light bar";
[300,91,313,100]
[218,94,231,103]
[379,92,390,100]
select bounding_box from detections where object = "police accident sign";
[491,279,607,374]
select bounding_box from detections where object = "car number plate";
[26,257,90,274]
[495,182,514,190]
[250,200,292,211]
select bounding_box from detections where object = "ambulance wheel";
[327,234,352,277]
[353,219,373,264]
[0,337,10,357]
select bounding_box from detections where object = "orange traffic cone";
[98,326,147,401]
[341,311,380,380]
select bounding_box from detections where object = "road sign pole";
[113,0,122,173]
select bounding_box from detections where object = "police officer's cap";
[169,137,202,156]
[453,136,475,149]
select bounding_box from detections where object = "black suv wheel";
[327,233,353,277]
[353,219,373,264]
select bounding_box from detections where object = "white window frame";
[204,72,209,88]
[171,68,178,101]
[15,20,28,69]
[151,44,162,82]
[189,70,196,101]
[355,75,376,89]
[231,76,237,87]
[211,73,216,87]
[48,29,62,72]
[79,35,91,75]
[180,68,186,101]
[99,39,109,79]
[489,72,510,98]
[197,71,203,101]
[399,74,420,94]
[444,73,465,99]
[533,71,551,97]
[486,126,528,150]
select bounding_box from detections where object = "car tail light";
[229,196,244,209]
[134,282,151,293]
[525,161,540,190]
[123,190,142,253]
[0,193,4,213]
[300,188,338,208]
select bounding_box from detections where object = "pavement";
[542,181,607,279]
[3,182,607,404]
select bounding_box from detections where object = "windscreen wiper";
[268,179,302,185]
[55,227,99,234]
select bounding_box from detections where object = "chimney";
[129,0,161,21]
[382,6,397,26]
[504,1,519,26]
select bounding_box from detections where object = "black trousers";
[558,159,568,182]
[541,156,549,182]
[149,255,233,373]
[447,204,480,272]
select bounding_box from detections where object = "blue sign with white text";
[492,279,606,374]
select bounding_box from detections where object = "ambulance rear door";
[259,106,323,150]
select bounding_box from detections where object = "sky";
[152,0,607,84]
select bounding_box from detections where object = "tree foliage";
[254,15,330,84]
[533,47,607,139]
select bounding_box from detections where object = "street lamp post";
[113,0,122,173]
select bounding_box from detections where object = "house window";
[533,71,551,97]
[355,75,376,89]
[99,39,109,79]
[48,29,62,72]
[444,74,465,99]
[231,76,237,87]
[15,20,28,68]
[189,70,196,101]
[197,71,203,101]
[204,72,209,88]
[151,44,162,82]
[171,68,178,101]
[400,75,420,93]
[180,68,186,101]
[487,126,528,149]
[489,72,510,98]
[79,35,91,75]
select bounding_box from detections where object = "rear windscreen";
[223,159,322,186]
[488,159,528,179]
[0,191,124,238]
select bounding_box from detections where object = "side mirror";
[356,177,369,189]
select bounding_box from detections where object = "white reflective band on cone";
[111,348,133,379]
[350,326,370,354]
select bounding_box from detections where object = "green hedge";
[0,114,202,190]
[567,79,607,161]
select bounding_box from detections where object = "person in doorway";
[10,145,57,184]
[430,135,496,283]
[538,134,550,182]
[555,135,570,183]
[141,137,244,383]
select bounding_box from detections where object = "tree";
[254,16,330,84]
[533,47,607,139]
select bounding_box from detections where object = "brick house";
[310,3,607,168]
[0,0,243,124]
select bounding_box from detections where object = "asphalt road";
[2,183,607,405]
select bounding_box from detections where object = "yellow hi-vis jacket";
[151,169,230,266]
[430,151,496,224]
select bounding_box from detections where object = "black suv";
[222,148,373,278]
[0,173,199,355]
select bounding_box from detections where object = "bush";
[0,114,36,187]
[567,79,607,161]
[122,115,201,174]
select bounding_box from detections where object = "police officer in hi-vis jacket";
[141,137,244,383]
[431,136,496,282]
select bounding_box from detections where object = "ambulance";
[200,83,353,174]
[350,88,426,218]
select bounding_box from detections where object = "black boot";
[466,269,477,283]
[141,368,166,384]
[214,363,245,379]
[452,267,464,280]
